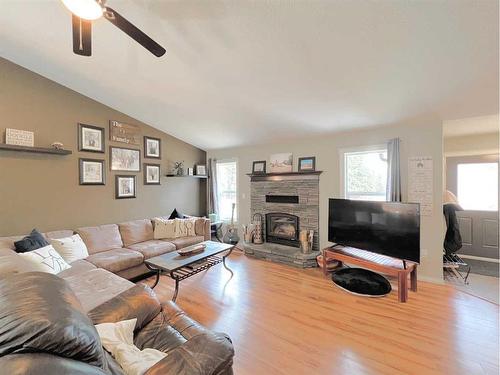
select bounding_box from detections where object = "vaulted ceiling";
[0,0,498,150]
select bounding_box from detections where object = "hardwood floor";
[141,251,499,375]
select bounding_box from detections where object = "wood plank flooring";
[141,251,499,375]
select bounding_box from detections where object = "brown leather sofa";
[0,272,234,375]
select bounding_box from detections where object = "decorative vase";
[176,167,184,176]
[252,213,263,244]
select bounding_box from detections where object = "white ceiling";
[443,115,499,137]
[0,0,498,150]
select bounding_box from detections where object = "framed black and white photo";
[187,167,194,176]
[115,175,136,199]
[195,165,207,176]
[78,124,105,153]
[252,160,266,174]
[79,158,105,185]
[298,156,316,172]
[144,136,161,159]
[110,146,140,172]
[144,163,161,185]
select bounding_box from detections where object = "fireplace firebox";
[265,213,300,247]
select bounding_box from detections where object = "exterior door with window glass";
[446,155,499,260]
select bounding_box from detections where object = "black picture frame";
[252,160,267,174]
[144,136,161,159]
[110,146,141,172]
[298,157,316,172]
[115,175,136,199]
[78,123,105,153]
[144,163,161,185]
[195,165,207,176]
[79,158,105,185]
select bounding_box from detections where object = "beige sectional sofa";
[0,217,210,311]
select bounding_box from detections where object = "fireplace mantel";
[246,171,322,182]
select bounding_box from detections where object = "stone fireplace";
[243,171,321,268]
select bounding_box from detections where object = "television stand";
[322,245,417,302]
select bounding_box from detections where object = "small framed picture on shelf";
[252,160,266,174]
[144,163,161,185]
[195,165,207,176]
[298,156,316,172]
[79,158,105,185]
[144,136,161,159]
[78,124,105,153]
[115,175,136,199]
[187,167,194,176]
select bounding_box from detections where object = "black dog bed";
[332,268,391,297]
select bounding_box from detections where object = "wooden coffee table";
[144,241,234,301]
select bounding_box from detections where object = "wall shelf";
[0,143,72,155]
[165,174,208,179]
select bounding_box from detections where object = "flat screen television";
[328,198,420,263]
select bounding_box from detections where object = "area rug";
[332,268,392,297]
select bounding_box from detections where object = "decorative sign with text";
[109,120,140,145]
[408,156,433,216]
[5,128,34,147]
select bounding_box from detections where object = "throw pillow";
[176,218,197,237]
[168,208,184,220]
[18,245,71,274]
[50,234,89,263]
[153,218,178,239]
[95,318,166,375]
[14,229,49,253]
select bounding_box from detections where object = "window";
[457,163,498,211]
[216,159,238,222]
[342,147,388,201]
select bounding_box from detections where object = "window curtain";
[208,158,219,217]
[386,138,402,202]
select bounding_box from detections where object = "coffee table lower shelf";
[145,245,234,302]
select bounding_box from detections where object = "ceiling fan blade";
[72,14,92,56]
[103,7,166,57]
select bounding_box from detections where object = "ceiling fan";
[61,0,166,57]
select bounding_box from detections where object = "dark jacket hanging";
[443,203,463,255]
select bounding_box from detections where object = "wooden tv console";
[322,246,417,302]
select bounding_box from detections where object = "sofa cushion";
[0,272,106,368]
[127,240,176,259]
[118,219,154,247]
[152,218,177,239]
[63,268,134,312]
[0,252,44,276]
[14,229,49,253]
[167,236,205,249]
[76,224,124,254]
[58,259,97,279]
[86,248,143,273]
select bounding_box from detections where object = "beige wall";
[444,132,499,156]
[208,118,444,282]
[0,58,206,236]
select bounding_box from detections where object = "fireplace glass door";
[266,213,300,247]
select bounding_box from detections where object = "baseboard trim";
[418,275,444,284]
[459,254,500,263]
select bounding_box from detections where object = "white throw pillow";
[50,234,89,263]
[177,218,197,237]
[18,245,71,274]
[95,318,167,375]
[153,218,178,239]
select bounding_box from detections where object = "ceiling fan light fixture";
[61,0,103,20]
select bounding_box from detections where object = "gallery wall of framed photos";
[0,58,207,235]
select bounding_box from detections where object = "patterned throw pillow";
[153,218,177,239]
[18,245,71,274]
[176,218,197,237]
